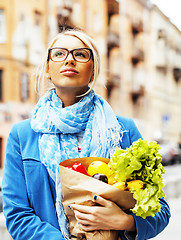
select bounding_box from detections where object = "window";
[72,3,81,25]
[157,29,166,40]
[35,10,41,26]
[34,11,42,50]
[0,9,6,43]
[19,14,26,45]
[0,137,2,168]
[34,10,42,37]
[85,9,91,31]
[0,70,2,101]
[20,73,29,102]
[94,13,102,34]
[65,0,72,8]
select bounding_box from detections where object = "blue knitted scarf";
[31,89,123,239]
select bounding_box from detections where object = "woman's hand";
[69,195,136,232]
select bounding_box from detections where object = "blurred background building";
[0,0,181,169]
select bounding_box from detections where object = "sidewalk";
[150,165,181,239]
[151,197,181,239]
[0,212,12,240]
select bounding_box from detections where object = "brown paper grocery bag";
[59,157,136,240]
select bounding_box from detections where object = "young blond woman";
[2,29,170,240]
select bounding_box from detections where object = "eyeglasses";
[48,47,93,63]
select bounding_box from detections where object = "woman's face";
[47,35,94,94]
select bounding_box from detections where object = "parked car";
[159,141,181,165]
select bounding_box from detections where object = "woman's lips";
[60,68,79,77]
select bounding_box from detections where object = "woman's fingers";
[70,203,97,214]
[93,195,112,207]
[70,195,111,212]
[73,210,93,222]
[69,195,136,231]
[78,223,96,232]
[73,209,100,231]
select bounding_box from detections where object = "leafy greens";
[108,139,165,218]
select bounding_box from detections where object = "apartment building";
[0,0,181,168]
[107,0,150,121]
[106,0,181,142]
[147,5,181,141]
[0,0,48,167]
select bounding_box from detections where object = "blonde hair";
[34,29,100,97]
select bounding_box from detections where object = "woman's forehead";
[52,35,87,49]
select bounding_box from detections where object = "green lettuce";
[108,139,165,218]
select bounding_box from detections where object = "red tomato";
[71,162,89,176]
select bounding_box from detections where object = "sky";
[151,0,181,30]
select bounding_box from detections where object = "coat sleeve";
[2,125,65,240]
[132,198,170,240]
[117,116,143,149]
[117,116,171,239]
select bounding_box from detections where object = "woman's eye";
[75,52,86,58]
[55,51,64,57]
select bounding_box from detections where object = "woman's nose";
[65,52,75,65]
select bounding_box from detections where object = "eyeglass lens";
[50,48,91,62]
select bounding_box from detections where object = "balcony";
[131,48,144,65]
[57,3,74,30]
[107,30,120,49]
[130,67,145,102]
[0,104,12,122]
[106,74,120,99]
[107,0,119,16]
[131,20,143,35]
[157,29,167,40]
[130,85,145,102]
[173,68,181,82]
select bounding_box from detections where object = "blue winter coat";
[2,117,170,240]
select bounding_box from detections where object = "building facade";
[147,5,181,141]
[0,0,181,168]
[0,0,49,168]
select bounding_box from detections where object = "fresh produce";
[66,162,89,176]
[87,160,110,177]
[64,140,165,219]
[108,174,117,185]
[108,139,165,218]
[113,180,146,191]
[112,181,127,190]
[127,180,146,190]
[92,173,108,183]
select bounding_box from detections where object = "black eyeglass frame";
[47,47,93,63]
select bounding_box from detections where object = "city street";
[151,164,181,239]
[0,0,181,239]
[151,197,181,239]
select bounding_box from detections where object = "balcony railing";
[107,0,119,16]
[130,85,145,102]
[107,30,120,49]
[173,68,181,82]
[131,20,143,35]
[106,74,120,99]
[131,48,144,65]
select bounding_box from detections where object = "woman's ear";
[89,70,94,83]
[46,73,51,80]
[46,64,51,80]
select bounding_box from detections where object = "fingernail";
[94,195,98,200]
[68,205,73,210]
